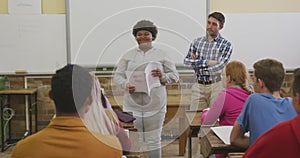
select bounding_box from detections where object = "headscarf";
[83,75,119,135]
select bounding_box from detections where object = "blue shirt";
[237,93,297,145]
[184,34,232,82]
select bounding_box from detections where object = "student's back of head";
[253,58,285,92]
[225,60,252,94]
[51,64,93,114]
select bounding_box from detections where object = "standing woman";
[114,20,179,158]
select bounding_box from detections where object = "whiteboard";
[222,12,300,70]
[0,15,67,73]
[67,0,207,67]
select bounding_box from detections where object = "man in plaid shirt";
[184,12,233,111]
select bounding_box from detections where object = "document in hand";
[126,61,162,95]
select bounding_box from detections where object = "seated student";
[93,78,132,153]
[230,58,297,149]
[201,61,252,158]
[243,68,300,158]
[201,61,252,126]
[11,64,122,158]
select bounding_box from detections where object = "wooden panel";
[0,88,37,95]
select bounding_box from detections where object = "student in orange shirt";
[12,64,122,158]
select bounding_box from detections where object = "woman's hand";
[151,68,162,78]
[126,83,135,94]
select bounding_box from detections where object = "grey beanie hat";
[132,20,158,41]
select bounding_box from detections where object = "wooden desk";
[200,128,246,158]
[185,110,202,158]
[0,88,38,152]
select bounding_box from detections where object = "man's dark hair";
[253,58,285,93]
[132,20,158,41]
[208,12,225,27]
[51,64,93,114]
[293,68,300,96]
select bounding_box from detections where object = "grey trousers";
[133,110,166,158]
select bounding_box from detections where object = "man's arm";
[230,121,249,148]
[183,39,208,70]
[206,42,233,73]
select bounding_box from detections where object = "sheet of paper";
[125,71,147,94]
[211,126,233,145]
[126,61,162,95]
[8,0,41,14]
[211,126,249,145]
[145,61,162,91]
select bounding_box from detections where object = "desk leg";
[200,135,211,158]
[179,116,187,156]
[188,129,192,158]
[29,95,32,135]
[34,92,38,132]
[24,95,29,137]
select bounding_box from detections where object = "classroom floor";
[0,138,201,158]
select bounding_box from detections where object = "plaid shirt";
[184,34,233,82]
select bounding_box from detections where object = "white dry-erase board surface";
[0,14,67,73]
[67,0,207,67]
[222,12,300,70]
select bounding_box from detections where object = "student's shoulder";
[92,132,122,149]
[247,93,264,100]
[245,93,271,107]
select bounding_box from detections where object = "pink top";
[201,87,250,125]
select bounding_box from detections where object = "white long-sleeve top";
[113,47,179,116]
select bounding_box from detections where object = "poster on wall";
[8,0,41,14]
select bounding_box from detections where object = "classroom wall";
[210,0,300,70]
[211,0,300,13]
[0,0,8,14]
[0,0,65,14]
[2,0,299,14]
